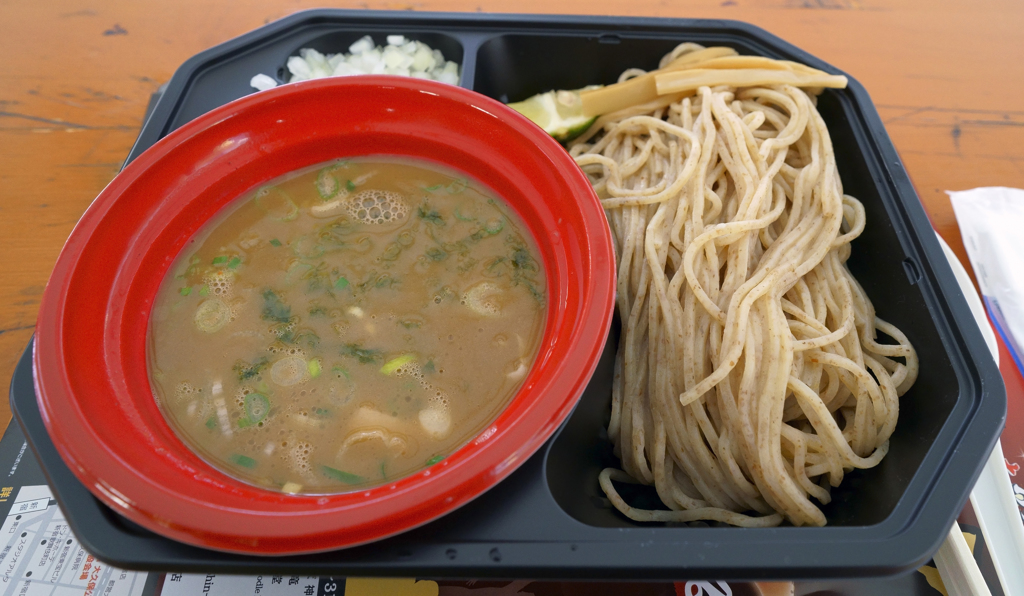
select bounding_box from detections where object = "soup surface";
[148,157,547,494]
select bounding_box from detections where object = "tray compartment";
[274,30,465,84]
[474,34,686,103]
[490,31,960,528]
[139,19,474,153]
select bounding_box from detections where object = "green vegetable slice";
[445,177,468,194]
[463,282,502,317]
[506,87,600,142]
[322,465,364,484]
[484,218,504,234]
[230,454,258,468]
[194,299,231,333]
[244,392,270,423]
[254,186,299,221]
[380,354,416,375]
[316,166,341,200]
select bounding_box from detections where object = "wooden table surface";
[1,0,1022,438]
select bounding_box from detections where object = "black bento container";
[12,9,1005,580]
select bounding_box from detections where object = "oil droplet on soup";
[148,157,546,494]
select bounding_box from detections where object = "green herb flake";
[512,247,536,271]
[212,255,228,266]
[179,286,192,296]
[380,460,388,480]
[334,276,350,289]
[261,289,292,323]
[230,454,258,468]
[308,359,322,378]
[305,265,333,294]
[269,238,282,247]
[423,360,436,374]
[313,407,331,418]
[322,465,364,485]
[198,285,210,297]
[341,343,383,364]
[426,455,444,466]
[417,204,445,226]
[425,247,447,262]
[346,179,357,192]
[205,416,217,429]
[227,256,242,270]
[233,357,269,382]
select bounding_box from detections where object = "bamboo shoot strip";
[655,68,847,95]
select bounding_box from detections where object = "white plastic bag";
[949,186,1024,375]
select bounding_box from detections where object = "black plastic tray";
[13,9,1006,581]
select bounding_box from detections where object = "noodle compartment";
[559,43,919,527]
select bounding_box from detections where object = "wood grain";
[1,0,1021,437]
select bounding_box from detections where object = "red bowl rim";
[32,77,615,555]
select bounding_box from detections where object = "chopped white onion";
[286,55,311,81]
[250,74,278,91]
[251,35,461,92]
[348,35,375,55]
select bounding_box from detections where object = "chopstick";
[934,522,992,596]
[970,440,1024,596]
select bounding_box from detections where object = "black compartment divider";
[17,9,1005,580]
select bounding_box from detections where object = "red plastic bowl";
[32,76,615,555]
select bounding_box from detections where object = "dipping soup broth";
[148,157,547,494]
